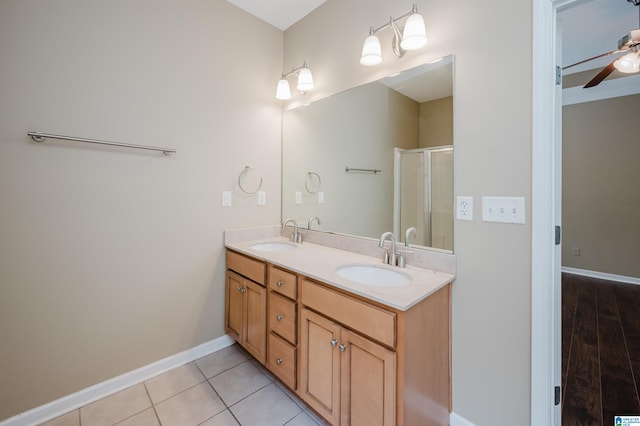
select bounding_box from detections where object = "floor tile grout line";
[143,382,163,426]
[199,377,239,425]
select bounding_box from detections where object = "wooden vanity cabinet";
[225,251,267,364]
[266,265,298,390]
[300,278,451,426]
[225,249,451,426]
[300,307,396,426]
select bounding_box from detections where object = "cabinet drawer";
[268,333,296,390]
[301,279,396,348]
[227,250,265,285]
[268,266,297,300]
[269,292,296,344]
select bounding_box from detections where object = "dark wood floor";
[562,273,640,425]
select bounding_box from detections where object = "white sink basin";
[335,264,411,287]
[250,241,297,252]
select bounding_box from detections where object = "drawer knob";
[339,344,347,352]
[276,358,283,365]
[276,280,284,287]
[330,338,338,347]
[276,314,284,321]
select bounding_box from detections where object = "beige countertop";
[225,236,454,311]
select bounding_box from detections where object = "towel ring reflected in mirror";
[305,171,322,194]
[238,166,263,194]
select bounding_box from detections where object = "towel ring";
[238,166,263,194]
[305,171,322,194]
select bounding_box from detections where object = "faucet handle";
[396,250,412,268]
[382,249,390,264]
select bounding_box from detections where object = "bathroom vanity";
[224,229,454,426]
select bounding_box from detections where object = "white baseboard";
[562,267,640,286]
[0,335,235,426]
[450,412,476,426]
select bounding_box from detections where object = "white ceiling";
[225,0,326,31]
[560,0,639,74]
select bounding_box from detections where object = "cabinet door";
[300,308,341,425]
[225,271,243,342]
[243,279,266,364]
[340,329,396,426]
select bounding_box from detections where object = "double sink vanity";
[224,226,455,426]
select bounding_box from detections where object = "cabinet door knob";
[276,358,283,365]
[339,344,347,352]
[236,286,242,293]
[276,314,284,321]
[330,338,338,347]
[276,280,284,287]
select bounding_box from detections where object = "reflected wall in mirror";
[282,55,454,252]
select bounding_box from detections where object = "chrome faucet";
[405,227,417,247]
[282,218,301,243]
[378,231,397,266]
[308,216,321,230]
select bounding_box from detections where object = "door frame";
[531,0,588,424]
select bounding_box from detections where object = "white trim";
[563,73,640,106]
[562,267,640,286]
[532,0,561,425]
[0,335,234,426]
[450,412,476,426]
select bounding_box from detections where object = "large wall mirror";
[282,55,454,253]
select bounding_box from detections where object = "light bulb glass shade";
[360,34,382,66]
[400,13,427,51]
[614,52,640,74]
[297,67,314,92]
[275,78,292,100]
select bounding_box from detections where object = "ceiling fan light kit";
[614,50,640,73]
[564,1,640,88]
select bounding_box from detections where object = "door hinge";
[556,66,562,86]
[555,226,561,245]
[554,386,561,405]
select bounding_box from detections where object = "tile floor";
[39,345,323,426]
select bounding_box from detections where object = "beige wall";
[0,0,282,420]
[562,94,640,278]
[420,96,454,148]
[284,0,533,424]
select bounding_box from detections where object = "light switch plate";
[456,196,473,221]
[295,191,302,205]
[257,191,266,205]
[482,196,526,224]
[318,191,325,204]
[222,191,232,207]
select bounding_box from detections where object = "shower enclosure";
[394,146,454,251]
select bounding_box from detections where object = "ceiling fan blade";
[563,49,620,70]
[583,60,617,88]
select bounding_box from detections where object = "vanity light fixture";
[275,61,314,100]
[360,3,428,66]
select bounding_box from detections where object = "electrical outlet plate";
[456,196,473,221]
[295,191,302,205]
[482,196,526,224]
[257,191,266,206]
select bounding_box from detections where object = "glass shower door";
[395,147,453,250]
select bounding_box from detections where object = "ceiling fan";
[563,0,640,88]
